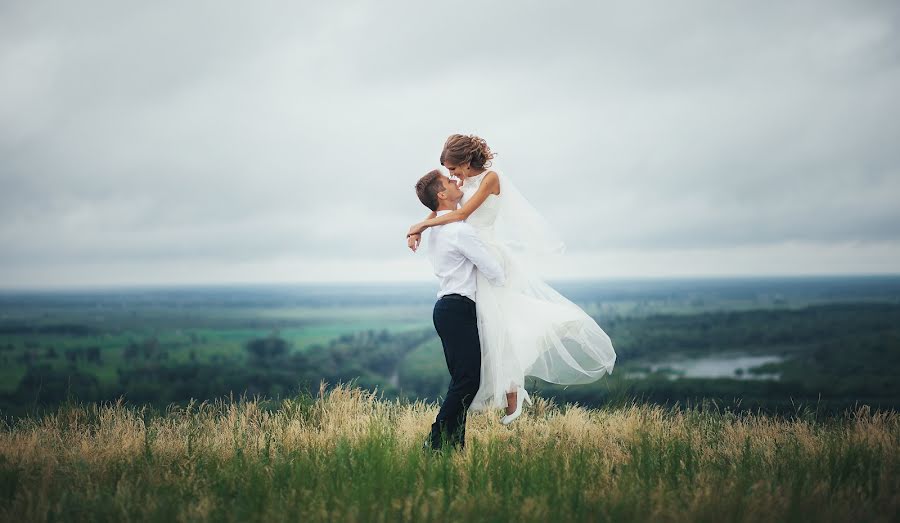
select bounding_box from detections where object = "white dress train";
[461,170,617,411]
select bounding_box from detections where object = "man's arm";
[408,210,437,252]
[455,225,506,286]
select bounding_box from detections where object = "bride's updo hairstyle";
[440,134,495,170]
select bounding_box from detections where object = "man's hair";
[415,169,445,211]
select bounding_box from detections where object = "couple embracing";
[409,134,617,451]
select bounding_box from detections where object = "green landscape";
[2,276,899,521]
[2,277,899,417]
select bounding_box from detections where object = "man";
[413,169,506,451]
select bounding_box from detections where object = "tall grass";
[1,385,898,522]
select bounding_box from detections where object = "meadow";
[2,277,900,521]
[1,384,897,522]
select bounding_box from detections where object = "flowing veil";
[492,171,566,274]
[464,168,616,409]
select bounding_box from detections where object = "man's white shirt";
[425,210,506,301]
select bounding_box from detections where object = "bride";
[407,134,616,424]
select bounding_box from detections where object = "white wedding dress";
[460,170,617,411]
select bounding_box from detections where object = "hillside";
[1,385,897,522]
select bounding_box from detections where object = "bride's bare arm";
[406,171,500,237]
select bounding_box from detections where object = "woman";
[408,134,616,424]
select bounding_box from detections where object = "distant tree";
[85,347,102,364]
[19,351,36,366]
[142,338,160,359]
[245,336,290,365]
[15,364,103,405]
[122,343,139,361]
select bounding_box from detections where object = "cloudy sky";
[1,1,898,288]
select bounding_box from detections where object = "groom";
[414,169,506,450]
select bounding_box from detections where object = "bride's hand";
[407,233,421,252]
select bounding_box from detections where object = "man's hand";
[407,222,426,238]
[407,233,421,252]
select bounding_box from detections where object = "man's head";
[415,169,462,211]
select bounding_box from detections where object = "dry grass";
[1,384,898,522]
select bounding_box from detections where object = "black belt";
[440,293,474,304]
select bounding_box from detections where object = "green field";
[0,300,431,396]
[1,385,897,522]
[2,277,899,417]
[1,278,899,522]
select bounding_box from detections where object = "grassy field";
[1,384,897,522]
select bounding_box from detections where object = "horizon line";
[2,272,899,293]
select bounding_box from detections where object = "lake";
[628,354,784,380]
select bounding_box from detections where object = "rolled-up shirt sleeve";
[455,224,506,286]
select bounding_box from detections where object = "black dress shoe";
[422,439,441,453]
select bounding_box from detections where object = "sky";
[1,1,898,288]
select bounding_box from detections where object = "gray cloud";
[1,0,899,285]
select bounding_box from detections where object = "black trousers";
[430,294,481,450]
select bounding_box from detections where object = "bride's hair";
[440,134,495,170]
